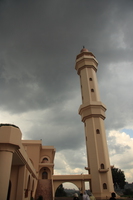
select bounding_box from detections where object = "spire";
[80,46,89,53]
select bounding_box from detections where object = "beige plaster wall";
[40,147,55,163]
[22,140,41,172]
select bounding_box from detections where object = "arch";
[27,175,30,190]
[42,157,49,163]
[103,183,107,189]
[40,156,50,163]
[31,180,34,191]
[39,167,51,179]
[25,175,30,198]
[53,176,91,197]
[31,180,34,199]
[42,171,48,179]
[55,182,80,195]
[54,181,82,192]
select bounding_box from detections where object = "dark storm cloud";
[0,0,132,114]
[26,103,85,151]
[0,0,132,116]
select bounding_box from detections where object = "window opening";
[42,157,49,163]
[96,129,100,134]
[101,163,104,169]
[103,183,107,189]
[42,170,48,179]
[25,176,30,198]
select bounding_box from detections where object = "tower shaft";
[75,48,114,199]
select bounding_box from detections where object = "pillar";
[0,144,18,200]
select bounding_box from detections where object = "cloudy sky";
[0,0,133,187]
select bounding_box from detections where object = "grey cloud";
[108,135,131,156]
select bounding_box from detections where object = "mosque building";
[0,48,114,200]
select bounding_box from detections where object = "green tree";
[111,167,126,189]
[55,184,67,197]
[124,189,133,196]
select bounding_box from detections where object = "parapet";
[0,124,22,149]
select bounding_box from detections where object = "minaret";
[75,47,114,199]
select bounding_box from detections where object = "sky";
[0,0,133,187]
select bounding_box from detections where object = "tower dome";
[80,47,89,53]
[76,47,96,60]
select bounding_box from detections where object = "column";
[0,144,18,200]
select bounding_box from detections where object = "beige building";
[0,48,114,200]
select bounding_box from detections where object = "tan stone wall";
[35,179,53,200]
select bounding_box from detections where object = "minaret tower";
[75,47,114,199]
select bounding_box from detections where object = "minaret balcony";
[85,167,90,174]
[79,101,106,122]
[99,168,109,173]
[75,56,98,74]
[75,49,98,73]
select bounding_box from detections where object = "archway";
[63,182,90,194]
[42,171,48,179]
[39,167,51,179]
[55,182,79,198]
[31,180,34,199]
[25,175,30,198]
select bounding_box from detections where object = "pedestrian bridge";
[53,174,91,193]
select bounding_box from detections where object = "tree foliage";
[124,189,133,196]
[111,167,126,189]
[55,184,67,197]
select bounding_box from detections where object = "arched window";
[31,180,34,199]
[89,78,92,81]
[42,157,49,163]
[25,175,30,198]
[101,163,104,169]
[103,183,107,189]
[96,129,100,134]
[42,171,48,179]
[91,89,94,92]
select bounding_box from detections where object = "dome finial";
[80,46,89,53]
